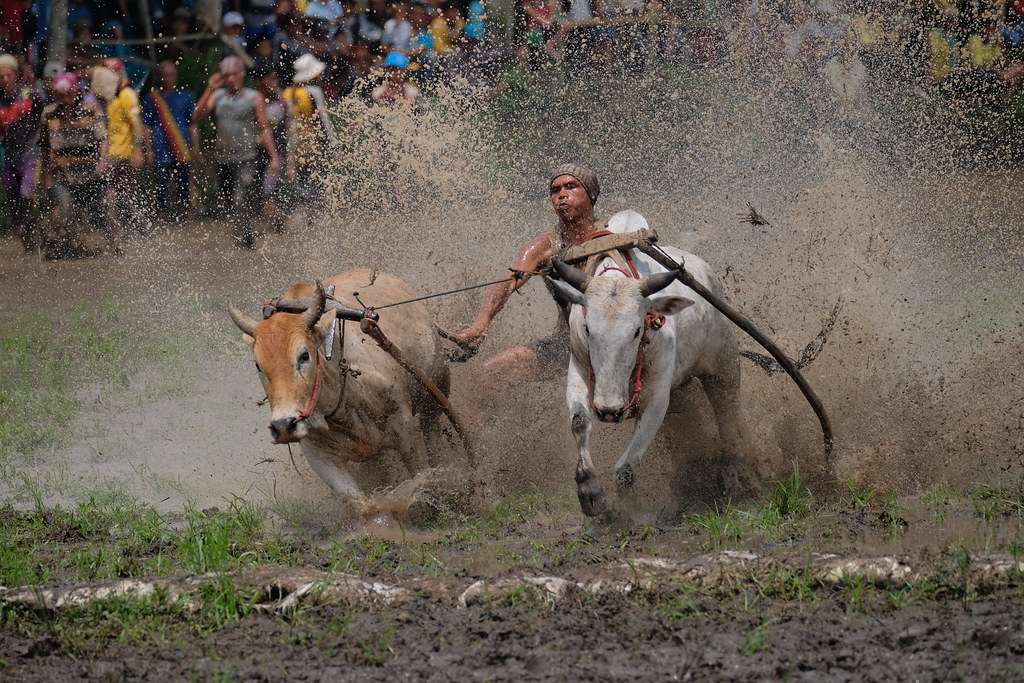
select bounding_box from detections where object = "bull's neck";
[316,348,346,422]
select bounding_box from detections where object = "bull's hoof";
[576,471,607,517]
[407,497,443,529]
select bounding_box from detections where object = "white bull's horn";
[551,256,590,293]
[228,304,259,336]
[302,282,326,329]
[640,270,678,297]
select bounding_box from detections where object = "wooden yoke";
[561,228,659,277]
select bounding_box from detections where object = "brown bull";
[228,268,449,506]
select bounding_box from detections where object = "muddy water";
[1,55,1021,523]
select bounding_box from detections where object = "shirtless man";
[459,163,603,387]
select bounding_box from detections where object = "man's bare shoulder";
[515,232,557,269]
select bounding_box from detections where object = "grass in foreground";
[0,465,1022,669]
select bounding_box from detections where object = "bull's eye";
[633,328,641,340]
[255,361,262,374]
[584,324,590,336]
[298,350,310,366]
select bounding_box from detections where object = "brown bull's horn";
[302,281,326,329]
[551,256,590,293]
[640,269,679,297]
[228,304,259,336]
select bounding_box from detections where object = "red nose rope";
[588,310,666,420]
[272,351,322,430]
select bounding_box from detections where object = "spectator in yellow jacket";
[283,53,337,209]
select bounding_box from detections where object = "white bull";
[549,210,751,516]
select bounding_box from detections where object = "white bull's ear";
[649,295,694,316]
[313,308,339,343]
[548,277,586,306]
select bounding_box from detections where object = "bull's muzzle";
[269,416,304,443]
[594,407,625,424]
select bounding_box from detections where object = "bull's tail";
[740,300,842,376]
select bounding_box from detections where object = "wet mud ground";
[2,496,1024,682]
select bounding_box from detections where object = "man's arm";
[0,97,34,127]
[459,233,554,345]
[193,74,223,123]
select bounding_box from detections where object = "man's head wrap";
[51,72,79,94]
[220,56,245,74]
[550,163,600,205]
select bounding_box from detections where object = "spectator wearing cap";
[208,11,248,64]
[141,59,199,224]
[98,58,145,238]
[305,0,345,39]
[371,50,423,106]
[282,53,335,209]
[458,163,603,388]
[39,72,112,257]
[194,55,280,249]
[0,51,43,250]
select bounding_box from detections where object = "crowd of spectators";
[0,0,504,256]
[0,0,1022,258]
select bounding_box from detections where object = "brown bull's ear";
[313,308,338,344]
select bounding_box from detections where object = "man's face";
[159,63,177,90]
[54,88,77,106]
[549,174,592,223]
[223,69,244,93]
[0,67,16,96]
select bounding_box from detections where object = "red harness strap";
[588,310,666,420]
[587,230,640,278]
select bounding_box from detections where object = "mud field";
[2,53,1023,680]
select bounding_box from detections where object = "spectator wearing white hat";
[283,53,336,209]
[224,11,246,46]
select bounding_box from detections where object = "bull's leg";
[568,361,605,516]
[303,449,363,501]
[391,406,431,475]
[416,398,443,469]
[613,376,672,505]
[702,370,759,492]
